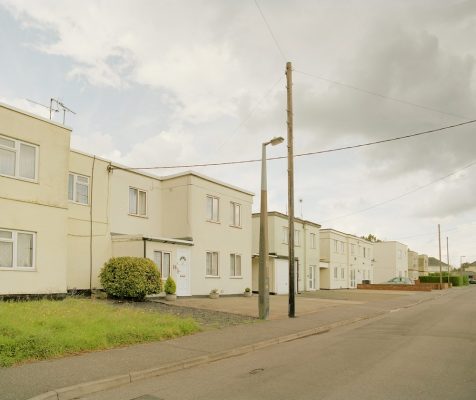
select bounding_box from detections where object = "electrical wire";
[254,0,287,62]
[110,118,476,171]
[320,160,476,224]
[294,69,472,121]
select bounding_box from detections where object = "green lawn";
[0,298,199,367]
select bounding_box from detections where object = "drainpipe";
[89,156,96,296]
[143,238,147,258]
[303,221,307,291]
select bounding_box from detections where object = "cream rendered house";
[418,254,429,276]
[0,102,70,296]
[372,241,409,283]
[407,250,419,280]
[319,229,373,289]
[1,102,253,296]
[251,212,321,294]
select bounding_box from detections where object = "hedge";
[419,275,468,286]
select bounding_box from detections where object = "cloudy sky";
[1,0,475,264]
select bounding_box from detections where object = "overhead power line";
[254,0,287,62]
[294,69,472,121]
[110,119,476,171]
[320,159,476,224]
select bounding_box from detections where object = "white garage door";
[274,259,298,295]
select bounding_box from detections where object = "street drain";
[249,368,264,375]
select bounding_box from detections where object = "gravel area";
[109,299,258,330]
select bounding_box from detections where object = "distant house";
[372,241,408,283]
[251,212,321,294]
[319,229,373,289]
[407,250,419,280]
[1,101,254,297]
[418,254,429,276]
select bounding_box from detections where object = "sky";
[1,0,475,265]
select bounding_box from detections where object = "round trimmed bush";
[99,257,162,300]
[164,276,176,295]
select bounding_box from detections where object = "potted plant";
[164,276,177,301]
[244,287,252,297]
[209,288,220,299]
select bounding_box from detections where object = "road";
[83,287,476,400]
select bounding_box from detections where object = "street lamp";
[259,136,285,320]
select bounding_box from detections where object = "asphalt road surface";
[83,287,476,400]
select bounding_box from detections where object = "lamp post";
[259,136,285,320]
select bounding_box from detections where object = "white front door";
[350,269,356,288]
[176,248,191,296]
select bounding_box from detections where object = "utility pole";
[438,224,442,289]
[286,61,295,318]
[446,236,450,285]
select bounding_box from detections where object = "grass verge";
[0,298,199,367]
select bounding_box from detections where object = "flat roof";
[320,228,373,243]
[252,211,321,228]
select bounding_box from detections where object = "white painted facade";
[372,241,408,283]
[319,229,373,289]
[407,250,419,280]
[1,102,253,296]
[251,212,321,294]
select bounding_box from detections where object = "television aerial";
[26,98,76,125]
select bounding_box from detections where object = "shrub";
[419,275,467,286]
[99,257,162,300]
[164,276,176,295]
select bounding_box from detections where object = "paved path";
[0,289,447,400]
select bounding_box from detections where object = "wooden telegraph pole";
[438,224,442,289]
[446,236,450,285]
[286,61,295,318]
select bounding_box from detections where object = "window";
[0,229,35,269]
[206,251,219,276]
[129,187,147,216]
[333,267,338,279]
[351,244,355,255]
[310,233,316,249]
[0,136,38,180]
[363,247,367,258]
[153,251,171,279]
[230,253,242,277]
[68,173,89,205]
[340,241,345,254]
[333,240,338,253]
[341,268,345,279]
[230,202,241,227]
[294,230,300,246]
[282,227,289,244]
[206,196,219,222]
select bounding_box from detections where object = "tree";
[361,234,381,243]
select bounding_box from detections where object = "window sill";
[0,173,38,184]
[128,213,148,219]
[206,220,221,224]
[0,267,36,272]
[229,225,242,229]
[229,276,243,279]
[205,275,221,279]
[69,200,90,207]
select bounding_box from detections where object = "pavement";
[0,289,448,400]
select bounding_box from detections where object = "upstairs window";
[294,230,301,246]
[310,233,316,249]
[68,173,89,205]
[282,227,289,244]
[206,196,219,222]
[0,229,35,269]
[129,187,147,216]
[230,202,241,227]
[0,135,38,181]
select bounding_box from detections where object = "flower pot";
[165,293,177,301]
[244,291,252,297]
[209,293,219,299]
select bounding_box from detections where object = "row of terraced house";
[0,102,429,297]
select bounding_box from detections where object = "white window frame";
[206,251,219,277]
[282,227,289,244]
[129,187,147,217]
[0,228,36,270]
[294,230,301,246]
[341,268,345,279]
[153,250,171,279]
[68,173,90,205]
[206,195,220,223]
[333,267,338,279]
[333,240,338,253]
[230,202,241,227]
[310,233,316,249]
[0,135,39,182]
[230,253,242,277]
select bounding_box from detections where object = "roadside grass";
[0,298,199,367]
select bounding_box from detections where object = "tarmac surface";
[0,289,447,400]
